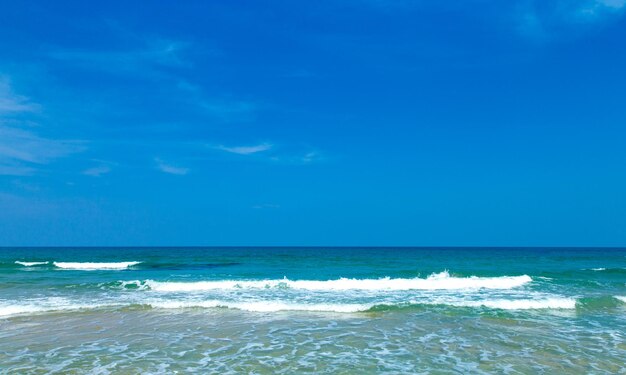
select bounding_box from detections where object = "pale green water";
[1,247,625,373]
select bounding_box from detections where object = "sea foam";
[144,271,532,292]
[53,262,141,270]
[147,300,372,313]
[450,298,577,310]
[0,298,119,318]
[15,261,49,267]
[1,296,577,317]
[0,305,47,317]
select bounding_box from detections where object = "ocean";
[1,247,625,373]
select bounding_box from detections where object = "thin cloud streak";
[0,78,39,114]
[0,125,85,176]
[301,151,319,163]
[82,165,112,177]
[516,0,626,40]
[0,165,36,176]
[154,158,189,175]
[0,79,85,176]
[216,143,273,155]
[48,38,191,78]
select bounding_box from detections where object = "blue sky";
[1,0,625,246]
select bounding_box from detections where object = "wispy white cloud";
[269,150,324,165]
[597,0,626,8]
[0,165,36,176]
[301,151,319,163]
[49,38,191,76]
[215,143,273,155]
[516,0,626,40]
[0,125,84,176]
[82,159,116,177]
[0,79,84,176]
[591,0,626,10]
[0,126,83,164]
[82,165,112,177]
[578,0,626,16]
[51,30,257,124]
[155,158,189,175]
[213,141,324,165]
[0,78,39,114]
[175,80,259,122]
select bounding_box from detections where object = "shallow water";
[1,247,625,373]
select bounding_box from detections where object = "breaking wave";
[143,272,532,292]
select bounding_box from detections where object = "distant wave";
[143,272,532,292]
[8,261,241,271]
[15,261,49,267]
[53,262,141,270]
[581,267,626,274]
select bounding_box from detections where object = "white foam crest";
[450,298,576,310]
[591,268,607,271]
[147,300,372,313]
[0,298,119,318]
[15,261,48,266]
[0,297,370,316]
[53,261,141,270]
[144,272,532,292]
[0,305,47,317]
[1,294,579,317]
[616,296,626,303]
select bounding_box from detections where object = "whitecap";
[15,261,48,267]
[53,261,141,270]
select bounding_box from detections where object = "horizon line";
[1,245,625,249]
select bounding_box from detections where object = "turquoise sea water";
[1,247,625,373]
